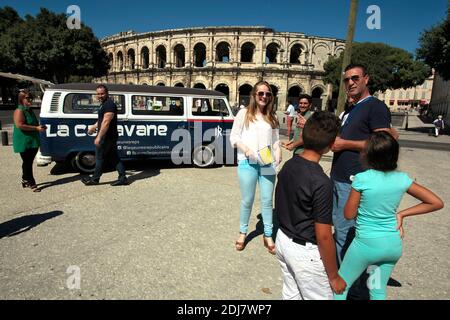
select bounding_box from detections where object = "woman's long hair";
[244,81,279,129]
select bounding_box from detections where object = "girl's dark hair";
[364,131,399,172]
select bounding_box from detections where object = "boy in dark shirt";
[274,111,346,300]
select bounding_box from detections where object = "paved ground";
[0,110,449,300]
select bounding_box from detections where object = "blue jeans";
[92,138,126,181]
[238,159,276,237]
[332,180,354,264]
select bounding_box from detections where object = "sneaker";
[82,178,99,186]
[111,178,129,186]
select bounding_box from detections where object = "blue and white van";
[39,83,236,172]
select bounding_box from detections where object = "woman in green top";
[13,90,46,192]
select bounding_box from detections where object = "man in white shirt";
[284,102,296,139]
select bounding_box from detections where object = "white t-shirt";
[285,104,296,118]
[230,109,280,161]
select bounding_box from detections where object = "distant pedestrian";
[433,115,445,137]
[284,102,296,140]
[13,90,47,192]
[334,131,443,300]
[82,84,128,186]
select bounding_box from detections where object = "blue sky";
[0,0,448,54]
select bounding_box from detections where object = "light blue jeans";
[238,159,276,237]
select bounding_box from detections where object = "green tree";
[0,7,109,84]
[323,42,431,94]
[0,6,21,34]
[416,19,450,81]
[0,7,24,103]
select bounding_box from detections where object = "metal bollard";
[1,131,8,146]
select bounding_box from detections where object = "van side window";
[132,95,184,116]
[192,98,229,117]
[63,93,125,114]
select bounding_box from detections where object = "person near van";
[284,102,296,140]
[275,111,346,300]
[13,90,47,192]
[82,84,128,186]
[282,94,313,157]
[433,115,445,137]
[334,132,444,300]
[230,81,281,255]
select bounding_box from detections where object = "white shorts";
[275,229,333,300]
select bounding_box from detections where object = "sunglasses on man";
[343,75,365,83]
[256,91,272,98]
[25,97,33,102]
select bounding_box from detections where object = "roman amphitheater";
[99,26,345,110]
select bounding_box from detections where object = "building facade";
[375,73,435,112]
[98,26,345,110]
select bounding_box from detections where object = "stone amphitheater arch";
[99,26,345,111]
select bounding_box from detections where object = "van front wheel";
[192,145,215,168]
[73,152,96,173]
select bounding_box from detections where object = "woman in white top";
[230,81,281,255]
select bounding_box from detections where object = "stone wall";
[98,26,345,110]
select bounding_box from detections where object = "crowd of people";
[229,64,444,300]
[12,64,444,300]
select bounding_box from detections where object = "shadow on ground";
[241,212,280,247]
[0,211,63,239]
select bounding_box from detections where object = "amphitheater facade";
[99,26,345,110]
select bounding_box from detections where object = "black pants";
[20,148,38,185]
[92,138,125,181]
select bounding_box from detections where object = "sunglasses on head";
[256,91,272,98]
[344,75,364,83]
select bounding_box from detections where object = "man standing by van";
[82,84,128,186]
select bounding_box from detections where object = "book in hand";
[257,146,274,165]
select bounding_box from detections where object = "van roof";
[48,83,226,97]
